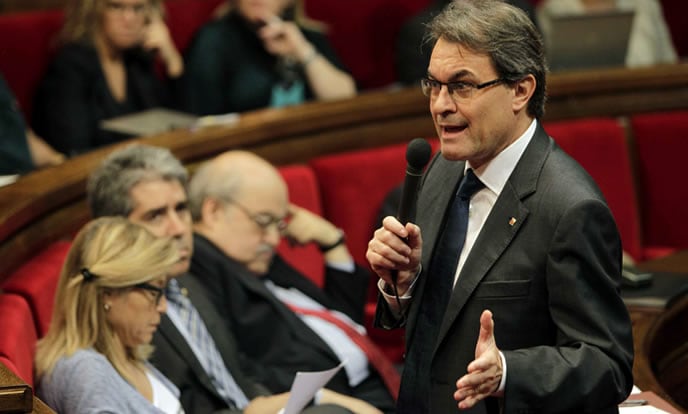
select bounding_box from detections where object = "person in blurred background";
[1,73,64,177]
[184,0,356,115]
[31,0,185,156]
[537,0,677,68]
[35,216,182,413]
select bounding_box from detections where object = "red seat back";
[1,240,71,337]
[277,164,325,287]
[310,139,440,269]
[0,9,64,115]
[630,110,688,250]
[0,293,38,386]
[544,118,644,261]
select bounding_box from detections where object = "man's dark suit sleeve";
[503,197,634,412]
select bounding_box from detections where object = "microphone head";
[406,138,432,173]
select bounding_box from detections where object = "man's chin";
[171,259,191,277]
[247,259,272,276]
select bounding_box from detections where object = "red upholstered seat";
[310,139,440,269]
[0,9,64,115]
[0,293,38,386]
[1,240,71,337]
[164,0,225,53]
[544,118,645,261]
[277,164,325,287]
[309,139,440,363]
[631,110,688,252]
[304,0,432,89]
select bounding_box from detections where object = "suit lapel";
[434,125,553,346]
[157,314,222,399]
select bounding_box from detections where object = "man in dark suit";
[188,150,398,414]
[87,144,378,414]
[367,1,634,413]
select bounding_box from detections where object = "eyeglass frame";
[222,198,291,235]
[133,282,165,306]
[420,76,506,101]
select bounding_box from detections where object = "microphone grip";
[393,170,422,285]
[397,170,423,225]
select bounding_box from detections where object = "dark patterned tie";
[398,169,485,413]
[166,278,249,409]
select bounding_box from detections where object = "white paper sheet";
[281,362,345,414]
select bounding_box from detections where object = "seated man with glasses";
[188,151,399,414]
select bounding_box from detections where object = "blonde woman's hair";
[59,0,164,45]
[35,216,178,386]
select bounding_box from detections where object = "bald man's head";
[189,151,289,275]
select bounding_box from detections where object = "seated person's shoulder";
[45,43,100,77]
[54,348,111,376]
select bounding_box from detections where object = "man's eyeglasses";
[420,77,505,101]
[225,199,291,235]
[133,282,165,305]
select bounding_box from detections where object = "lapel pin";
[509,217,517,226]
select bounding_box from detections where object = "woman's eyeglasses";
[133,282,165,305]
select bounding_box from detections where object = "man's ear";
[512,74,536,113]
[200,197,223,225]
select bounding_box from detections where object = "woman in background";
[185,0,356,115]
[32,0,185,156]
[35,217,182,414]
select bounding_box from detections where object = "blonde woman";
[36,217,183,414]
[32,0,184,156]
[185,0,356,115]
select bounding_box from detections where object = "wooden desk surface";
[628,250,688,413]
[639,250,688,274]
[0,362,54,414]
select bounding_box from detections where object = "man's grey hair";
[425,0,548,118]
[87,144,188,218]
[188,159,242,222]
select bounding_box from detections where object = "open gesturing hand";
[454,310,503,410]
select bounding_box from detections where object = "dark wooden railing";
[1,63,688,411]
[2,63,687,282]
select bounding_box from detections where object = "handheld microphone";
[391,137,432,289]
[397,138,432,225]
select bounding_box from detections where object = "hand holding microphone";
[367,138,432,292]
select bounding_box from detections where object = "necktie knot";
[457,169,485,200]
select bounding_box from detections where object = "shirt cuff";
[495,351,507,395]
[326,259,356,273]
[377,268,420,314]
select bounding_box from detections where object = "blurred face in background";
[236,0,292,24]
[100,0,151,50]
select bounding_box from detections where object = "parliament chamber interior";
[1,0,687,412]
